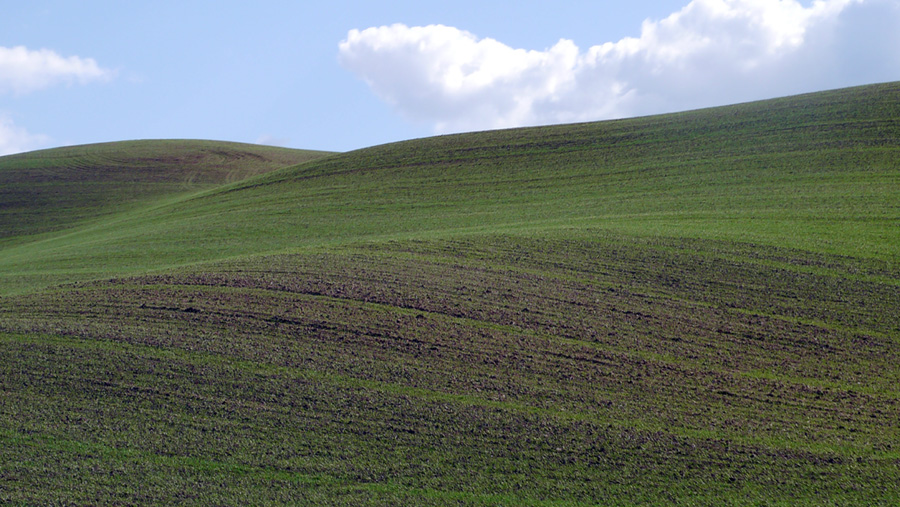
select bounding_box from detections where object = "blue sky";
[1,0,897,155]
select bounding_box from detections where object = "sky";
[1,0,898,156]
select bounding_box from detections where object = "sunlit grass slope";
[0,139,331,243]
[1,82,899,505]
[0,83,897,296]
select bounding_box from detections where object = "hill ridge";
[1,82,898,296]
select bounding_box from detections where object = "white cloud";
[339,0,897,133]
[0,115,50,156]
[0,46,113,95]
[0,46,113,154]
[255,134,291,147]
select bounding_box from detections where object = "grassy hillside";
[1,82,899,505]
[0,139,331,243]
[0,83,897,296]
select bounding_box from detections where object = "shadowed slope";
[0,139,331,242]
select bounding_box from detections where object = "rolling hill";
[0,139,331,243]
[1,82,898,505]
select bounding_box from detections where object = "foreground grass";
[2,232,898,504]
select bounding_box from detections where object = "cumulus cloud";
[339,0,897,133]
[0,116,49,156]
[0,46,113,95]
[0,46,113,155]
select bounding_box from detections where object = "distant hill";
[1,83,898,505]
[0,139,331,241]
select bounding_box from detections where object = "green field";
[1,82,898,505]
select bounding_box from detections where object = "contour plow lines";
[2,235,898,455]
